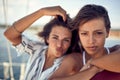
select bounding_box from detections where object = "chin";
[86,50,96,55]
[55,54,62,58]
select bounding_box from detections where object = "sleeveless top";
[91,48,120,80]
[82,47,110,65]
[14,35,65,80]
[82,48,120,80]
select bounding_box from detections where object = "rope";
[2,0,14,80]
[26,0,30,14]
[2,0,31,79]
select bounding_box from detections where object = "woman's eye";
[81,33,87,35]
[52,37,57,39]
[96,32,103,35]
[64,39,70,42]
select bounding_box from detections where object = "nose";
[57,40,63,47]
[88,35,95,44]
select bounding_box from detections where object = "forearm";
[91,49,120,72]
[4,8,44,45]
[4,9,43,36]
[9,6,66,33]
[4,6,66,45]
[52,66,100,80]
[12,9,43,32]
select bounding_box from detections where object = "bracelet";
[12,23,21,33]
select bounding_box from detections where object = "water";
[0,28,120,80]
[105,38,120,47]
[0,28,29,80]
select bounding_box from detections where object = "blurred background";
[0,0,120,80]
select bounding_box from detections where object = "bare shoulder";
[50,53,83,79]
[64,53,83,65]
[61,53,83,73]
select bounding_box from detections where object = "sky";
[0,0,120,29]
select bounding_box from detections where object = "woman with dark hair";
[4,6,79,80]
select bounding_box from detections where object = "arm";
[91,45,120,72]
[52,66,100,80]
[4,6,66,45]
[49,54,81,80]
[50,53,101,80]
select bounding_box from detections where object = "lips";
[86,46,97,51]
[56,47,63,53]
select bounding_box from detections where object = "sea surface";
[0,28,120,80]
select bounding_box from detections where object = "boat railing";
[0,62,26,80]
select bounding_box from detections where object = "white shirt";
[14,35,64,80]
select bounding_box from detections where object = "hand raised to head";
[41,6,67,21]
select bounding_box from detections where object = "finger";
[58,12,66,21]
[57,6,67,21]
[61,11,67,21]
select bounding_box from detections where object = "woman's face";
[47,26,72,57]
[78,18,109,57]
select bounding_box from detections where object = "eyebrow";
[52,34,71,40]
[79,29,104,32]
[51,34,58,37]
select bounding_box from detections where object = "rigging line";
[26,0,30,14]
[2,0,14,80]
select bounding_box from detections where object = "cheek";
[97,38,106,46]
[63,43,71,50]
[79,35,86,46]
[48,39,56,47]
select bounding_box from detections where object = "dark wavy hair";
[38,15,79,54]
[38,15,72,44]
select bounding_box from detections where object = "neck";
[43,50,56,71]
[86,47,107,59]
[45,49,56,61]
